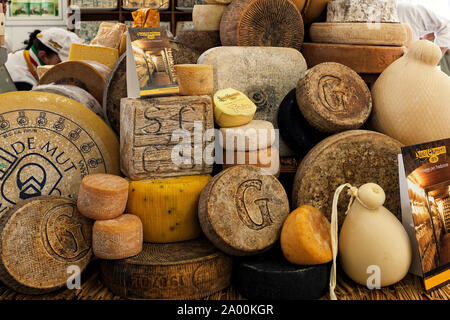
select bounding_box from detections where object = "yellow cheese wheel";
[36,65,53,79]
[68,43,119,69]
[280,205,332,265]
[174,64,213,96]
[127,175,212,243]
[93,214,143,260]
[77,174,129,220]
[213,88,257,127]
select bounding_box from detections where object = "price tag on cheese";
[213,88,257,128]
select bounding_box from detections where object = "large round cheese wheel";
[100,237,233,299]
[32,84,106,122]
[327,0,399,23]
[301,0,329,25]
[220,0,305,50]
[193,4,227,31]
[301,43,405,74]
[309,22,413,47]
[39,60,111,105]
[0,91,120,212]
[0,196,92,294]
[292,130,402,228]
[103,54,126,136]
[371,40,450,145]
[198,165,290,256]
[234,247,330,300]
[296,62,372,133]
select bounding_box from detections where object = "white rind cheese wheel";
[0,91,120,214]
[193,4,227,31]
[327,0,400,23]
[32,84,107,122]
[219,120,275,151]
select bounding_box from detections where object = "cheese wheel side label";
[0,109,108,215]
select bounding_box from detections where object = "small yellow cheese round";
[213,88,257,127]
[280,205,332,265]
[175,64,213,96]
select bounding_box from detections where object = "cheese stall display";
[1,0,449,302]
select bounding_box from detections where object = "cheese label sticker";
[0,109,107,215]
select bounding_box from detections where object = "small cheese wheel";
[174,64,213,96]
[280,205,332,265]
[77,173,129,220]
[219,120,275,151]
[127,175,212,243]
[193,4,227,31]
[93,214,143,260]
[222,147,280,177]
[213,88,257,127]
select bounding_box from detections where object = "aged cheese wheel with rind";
[301,43,405,74]
[193,4,227,31]
[234,247,330,300]
[38,60,111,106]
[198,46,307,157]
[0,196,92,294]
[103,53,126,136]
[292,130,403,228]
[198,165,290,256]
[0,91,120,214]
[100,237,233,300]
[296,62,372,133]
[277,88,330,157]
[220,0,304,50]
[326,0,400,23]
[174,30,221,53]
[32,84,106,122]
[309,22,413,47]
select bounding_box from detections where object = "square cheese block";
[198,46,307,157]
[120,95,215,180]
[68,43,119,69]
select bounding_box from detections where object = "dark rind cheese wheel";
[103,54,126,136]
[172,42,202,65]
[198,165,290,256]
[0,91,120,213]
[174,30,221,53]
[220,0,305,50]
[0,196,92,294]
[292,130,403,228]
[100,237,233,300]
[301,43,405,74]
[296,62,372,133]
[277,88,329,157]
[39,60,111,105]
[234,247,330,300]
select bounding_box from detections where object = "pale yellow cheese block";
[213,88,257,127]
[174,64,213,95]
[68,43,119,69]
[36,65,53,79]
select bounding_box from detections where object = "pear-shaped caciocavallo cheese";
[371,40,450,145]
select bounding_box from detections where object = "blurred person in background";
[397,1,450,75]
[5,28,81,90]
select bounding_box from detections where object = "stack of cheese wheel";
[303,0,411,83]
[214,88,280,177]
[76,173,143,260]
[104,63,232,300]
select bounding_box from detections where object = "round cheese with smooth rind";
[213,88,257,127]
